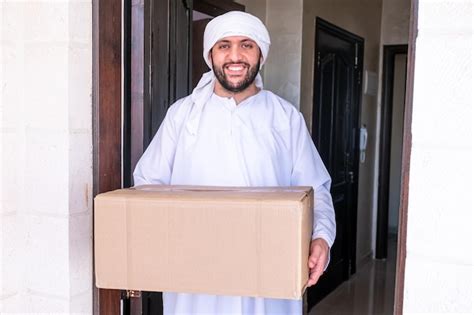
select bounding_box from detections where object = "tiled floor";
[309,239,397,315]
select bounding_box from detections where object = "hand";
[306,238,329,287]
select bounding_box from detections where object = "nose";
[228,46,243,62]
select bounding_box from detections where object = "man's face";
[210,36,261,93]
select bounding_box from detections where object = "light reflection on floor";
[309,238,397,315]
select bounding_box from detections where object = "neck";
[213,82,260,105]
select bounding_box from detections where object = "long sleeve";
[290,112,336,248]
[133,111,177,186]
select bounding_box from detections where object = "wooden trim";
[194,0,244,17]
[92,0,123,312]
[127,0,145,188]
[376,44,408,259]
[394,0,418,313]
[93,0,122,194]
[123,0,132,187]
[92,0,99,312]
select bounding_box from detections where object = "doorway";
[120,0,245,314]
[308,18,363,310]
[93,0,417,314]
[376,45,408,259]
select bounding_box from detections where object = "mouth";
[224,63,249,76]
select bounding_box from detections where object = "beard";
[212,58,260,93]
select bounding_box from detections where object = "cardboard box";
[94,185,313,299]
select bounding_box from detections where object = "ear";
[208,51,213,68]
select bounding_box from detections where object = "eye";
[218,43,230,50]
[242,42,254,49]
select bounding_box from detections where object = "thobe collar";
[210,90,263,112]
[186,70,264,136]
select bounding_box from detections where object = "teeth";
[227,65,244,71]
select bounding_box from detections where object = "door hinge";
[317,52,321,67]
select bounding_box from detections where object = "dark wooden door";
[307,18,363,311]
[127,0,193,313]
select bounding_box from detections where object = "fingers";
[308,254,318,269]
[306,239,329,287]
[307,240,324,269]
[307,256,324,287]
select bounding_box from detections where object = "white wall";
[403,0,473,313]
[0,0,93,313]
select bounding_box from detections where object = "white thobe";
[134,90,336,315]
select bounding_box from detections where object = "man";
[134,11,336,315]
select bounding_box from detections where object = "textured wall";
[237,0,266,27]
[238,0,303,109]
[301,0,383,265]
[264,0,303,108]
[403,0,473,313]
[379,0,410,45]
[0,0,93,313]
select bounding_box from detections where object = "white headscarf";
[202,11,271,69]
[187,11,271,135]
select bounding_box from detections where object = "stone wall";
[403,0,473,312]
[0,0,93,312]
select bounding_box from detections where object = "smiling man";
[134,11,336,315]
[211,36,261,96]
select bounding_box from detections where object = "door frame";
[307,17,363,309]
[393,0,418,313]
[375,44,408,259]
[92,0,122,313]
[312,16,363,277]
[92,0,418,314]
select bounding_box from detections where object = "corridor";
[310,238,397,315]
